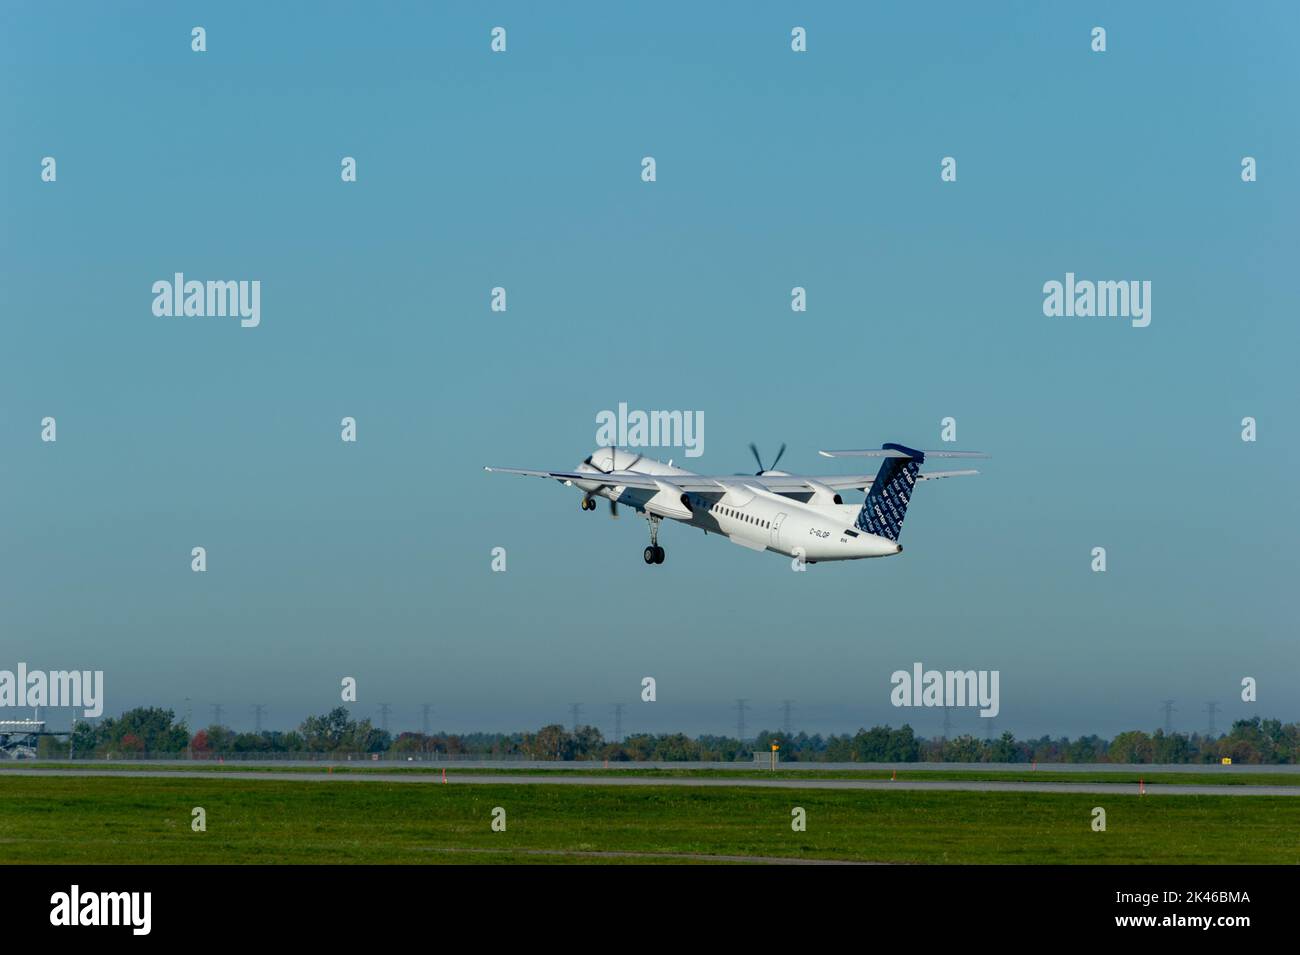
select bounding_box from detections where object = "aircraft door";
[770,513,786,549]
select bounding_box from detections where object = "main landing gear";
[580,496,596,511]
[643,514,665,565]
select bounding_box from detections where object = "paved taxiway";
[2,768,1297,796]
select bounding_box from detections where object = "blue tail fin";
[854,443,925,541]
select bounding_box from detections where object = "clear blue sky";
[2,2,1297,740]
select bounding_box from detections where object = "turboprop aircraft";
[485,442,988,565]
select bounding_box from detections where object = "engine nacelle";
[645,480,693,520]
[804,478,842,506]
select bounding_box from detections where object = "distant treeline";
[33,706,1300,764]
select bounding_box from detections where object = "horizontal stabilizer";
[819,447,989,459]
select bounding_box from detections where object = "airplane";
[485,441,988,566]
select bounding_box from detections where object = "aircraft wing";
[747,469,979,492]
[485,466,818,494]
[747,474,876,492]
[484,466,725,492]
[485,466,979,494]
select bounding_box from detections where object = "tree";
[525,724,574,760]
[97,707,189,754]
[942,735,985,762]
[299,707,357,751]
[1151,729,1190,764]
[1108,731,1153,764]
[69,721,98,758]
[990,731,1021,762]
[573,725,605,759]
[1065,735,1105,763]
[650,733,698,761]
[201,725,237,753]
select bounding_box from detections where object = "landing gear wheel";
[643,514,664,565]
[580,497,594,511]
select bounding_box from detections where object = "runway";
[2,768,1298,796]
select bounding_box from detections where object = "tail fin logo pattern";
[855,444,924,542]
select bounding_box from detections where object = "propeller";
[749,441,787,475]
[590,446,637,517]
[601,448,620,517]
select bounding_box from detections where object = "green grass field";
[5,762,1298,786]
[2,774,1296,864]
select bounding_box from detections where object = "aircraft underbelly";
[727,533,768,552]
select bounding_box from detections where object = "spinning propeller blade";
[749,441,787,474]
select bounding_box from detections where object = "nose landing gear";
[580,496,596,511]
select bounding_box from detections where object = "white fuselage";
[573,449,900,563]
